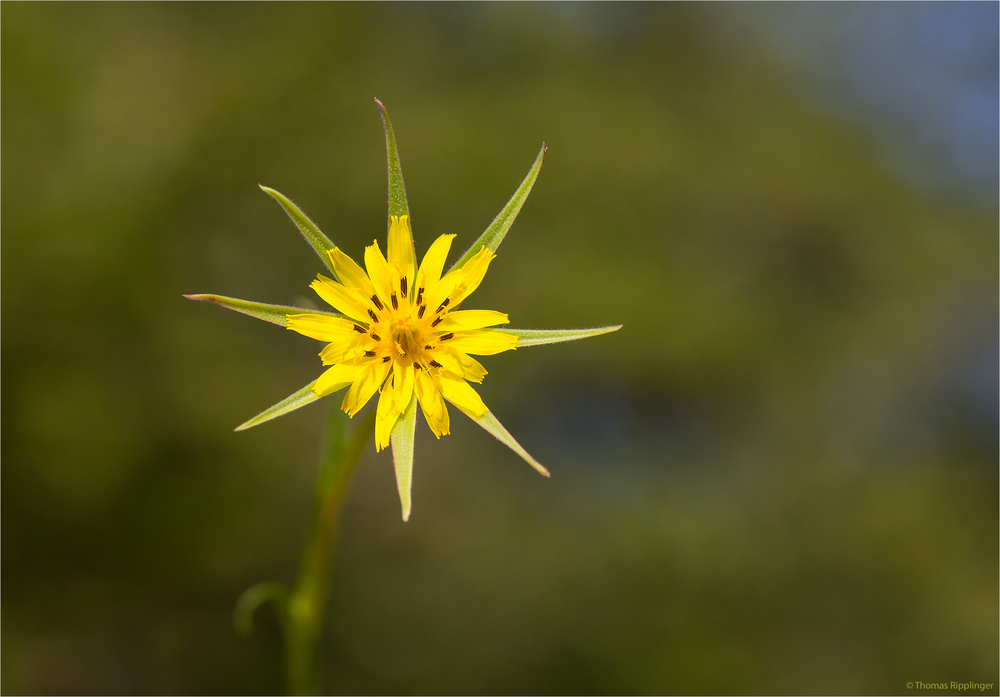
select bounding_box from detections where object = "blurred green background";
[3,3,997,695]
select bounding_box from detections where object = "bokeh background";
[3,3,997,695]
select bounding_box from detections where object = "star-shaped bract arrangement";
[187,99,620,520]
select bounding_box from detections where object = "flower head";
[187,99,620,520]
[287,215,516,451]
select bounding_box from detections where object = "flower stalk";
[286,407,374,694]
[236,407,374,695]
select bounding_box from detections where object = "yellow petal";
[310,275,370,324]
[436,309,508,332]
[319,334,368,365]
[329,247,374,295]
[286,313,357,341]
[449,248,495,306]
[341,359,391,416]
[442,329,518,356]
[314,363,364,396]
[420,272,460,321]
[375,386,398,451]
[417,234,455,287]
[363,241,393,309]
[392,361,415,414]
[387,215,416,286]
[414,369,449,437]
[434,346,487,383]
[437,372,487,418]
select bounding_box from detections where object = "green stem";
[285,407,375,695]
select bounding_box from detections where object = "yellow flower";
[286,215,516,452]
[187,99,619,520]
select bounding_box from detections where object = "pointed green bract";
[450,143,546,272]
[184,294,341,327]
[260,185,337,276]
[390,395,418,521]
[234,581,290,637]
[236,380,324,431]
[473,410,549,477]
[492,325,622,347]
[375,98,411,222]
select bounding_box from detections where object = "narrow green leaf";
[234,581,290,637]
[492,325,622,347]
[450,143,546,272]
[184,294,341,327]
[473,410,549,477]
[375,98,411,222]
[259,185,337,275]
[390,395,418,521]
[236,380,324,431]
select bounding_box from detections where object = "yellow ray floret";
[288,215,516,450]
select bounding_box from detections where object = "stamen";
[432,317,443,327]
[436,298,450,313]
[391,292,398,310]
[368,309,379,322]
[353,325,366,333]
[416,287,424,304]
[382,356,391,363]
[400,277,408,296]
[370,333,381,341]
[370,294,384,311]
[417,305,426,319]
[429,360,443,368]
[364,350,377,358]
[440,333,454,341]
[424,345,434,350]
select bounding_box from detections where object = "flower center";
[390,315,425,363]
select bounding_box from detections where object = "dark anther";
[353,325,366,333]
[432,317,443,327]
[440,332,454,341]
[417,305,426,319]
[368,309,379,322]
[370,333,381,341]
[400,277,408,296]
[382,356,391,363]
[390,292,398,310]
[364,350,377,358]
[424,345,433,350]
[429,360,443,368]
[370,294,384,311]
[416,288,424,304]
[436,298,450,313]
